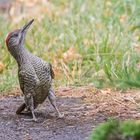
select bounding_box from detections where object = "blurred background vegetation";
[91,119,140,140]
[0,0,140,91]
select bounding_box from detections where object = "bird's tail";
[16,103,26,114]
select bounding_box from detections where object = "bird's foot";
[58,113,64,119]
[23,117,37,122]
[33,118,37,122]
[24,109,32,115]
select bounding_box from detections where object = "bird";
[5,19,64,121]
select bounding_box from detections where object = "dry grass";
[56,86,140,120]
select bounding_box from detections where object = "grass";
[0,0,140,91]
[90,119,140,140]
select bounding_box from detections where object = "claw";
[58,113,64,119]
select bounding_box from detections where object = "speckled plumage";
[18,49,53,103]
[6,19,63,121]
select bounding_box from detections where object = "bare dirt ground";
[0,86,140,140]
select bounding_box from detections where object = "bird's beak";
[21,19,34,33]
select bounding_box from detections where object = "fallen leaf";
[120,14,127,24]
[0,62,5,73]
[100,88,111,94]
[63,47,82,63]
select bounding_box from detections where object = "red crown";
[5,29,19,49]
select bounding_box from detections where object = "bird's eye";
[14,34,18,37]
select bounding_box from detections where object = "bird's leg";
[30,105,37,122]
[48,88,64,118]
[24,93,37,122]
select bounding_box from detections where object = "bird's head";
[5,19,34,50]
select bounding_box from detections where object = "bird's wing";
[18,70,25,93]
[49,63,55,79]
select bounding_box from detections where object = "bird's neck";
[10,45,30,66]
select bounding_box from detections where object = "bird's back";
[30,54,52,87]
[30,53,54,105]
